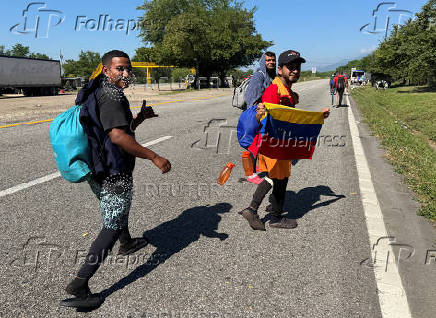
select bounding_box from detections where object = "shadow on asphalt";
[262,185,345,223]
[335,103,349,108]
[97,202,232,305]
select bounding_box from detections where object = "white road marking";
[141,135,172,147]
[346,95,412,318]
[0,172,61,198]
[0,136,173,198]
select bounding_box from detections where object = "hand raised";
[139,104,158,120]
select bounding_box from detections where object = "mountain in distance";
[303,54,367,73]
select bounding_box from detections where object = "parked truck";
[350,67,367,85]
[0,55,61,96]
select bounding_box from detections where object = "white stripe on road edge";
[346,95,412,318]
[140,135,172,147]
[0,136,173,198]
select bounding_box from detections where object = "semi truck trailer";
[0,55,61,96]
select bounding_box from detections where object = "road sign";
[312,67,317,74]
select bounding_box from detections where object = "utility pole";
[59,49,64,75]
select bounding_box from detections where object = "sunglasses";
[284,63,301,71]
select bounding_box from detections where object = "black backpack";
[337,76,345,91]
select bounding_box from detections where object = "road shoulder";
[348,94,436,318]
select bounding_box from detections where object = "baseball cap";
[278,50,306,66]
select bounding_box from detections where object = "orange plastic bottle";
[217,162,235,185]
[241,151,254,176]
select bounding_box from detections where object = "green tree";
[10,43,30,57]
[0,44,51,60]
[62,51,101,78]
[336,0,436,86]
[227,68,253,86]
[132,47,157,62]
[137,0,271,86]
[172,67,193,81]
[29,53,50,59]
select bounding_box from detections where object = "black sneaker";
[65,279,90,299]
[62,280,103,309]
[238,207,266,231]
[60,294,103,309]
[269,216,297,229]
[118,237,149,256]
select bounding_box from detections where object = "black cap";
[278,50,306,66]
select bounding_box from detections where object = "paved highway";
[1,80,435,317]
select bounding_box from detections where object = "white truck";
[350,67,367,85]
[0,55,61,96]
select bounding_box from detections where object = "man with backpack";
[334,72,348,106]
[238,52,278,184]
[62,50,171,308]
[238,49,330,230]
[244,51,277,107]
[329,73,336,105]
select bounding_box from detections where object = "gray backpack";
[232,70,267,110]
[232,76,251,110]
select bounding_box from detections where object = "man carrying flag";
[238,50,330,230]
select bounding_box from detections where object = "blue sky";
[0,0,429,71]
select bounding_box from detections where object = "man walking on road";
[334,72,348,106]
[243,51,277,184]
[61,50,171,308]
[239,50,330,230]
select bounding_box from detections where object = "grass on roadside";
[352,86,436,221]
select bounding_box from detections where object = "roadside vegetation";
[337,0,436,221]
[352,86,436,221]
[337,0,435,86]
[299,70,330,82]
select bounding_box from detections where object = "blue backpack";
[237,105,260,149]
[49,105,91,183]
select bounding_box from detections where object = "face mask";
[102,75,125,102]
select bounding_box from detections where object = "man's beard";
[267,67,276,79]
[288,74,300,83]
